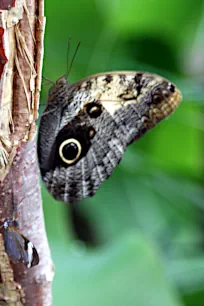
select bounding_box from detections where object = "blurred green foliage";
[41,0,204,305]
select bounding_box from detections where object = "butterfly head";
[1,219,17,229]
[55,75,68,86]
[48,75,69,102]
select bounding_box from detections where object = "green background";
[40,0,204,305]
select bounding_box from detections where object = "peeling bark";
[0,0,53,305]
[0,234,25,305]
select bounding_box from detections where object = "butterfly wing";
[4,226,39,267]
[38,71,182,203]
[4,226,22,263]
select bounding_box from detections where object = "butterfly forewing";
[4,226,22,263]
[38,71,182,203]
[3,222,39,268]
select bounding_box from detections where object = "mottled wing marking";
[38,71,182,203]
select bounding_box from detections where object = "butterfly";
[0,220,39,268]
[37,69,182,203]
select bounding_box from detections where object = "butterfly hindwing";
[38,71,182,203]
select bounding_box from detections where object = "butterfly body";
[38,71,182,203]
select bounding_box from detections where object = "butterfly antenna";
[42,76,55,85]
[66,37,72,77]
[66,41,81,79]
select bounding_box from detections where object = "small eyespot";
[88,127,96,139]
[168,83,175,93]
[59,138,82,165]
[86,103,102,118]
[152,92,163,104]
[163,90,170,98]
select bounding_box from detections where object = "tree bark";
[0,0,53,305]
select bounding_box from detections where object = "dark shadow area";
[69,203,99,247]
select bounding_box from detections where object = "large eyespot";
[86,102,102,118]
[59,139,82,164]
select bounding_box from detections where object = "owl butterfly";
[38,70,182,203]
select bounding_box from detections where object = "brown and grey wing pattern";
[38,71,182,203]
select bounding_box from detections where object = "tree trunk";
[0,0,53,305]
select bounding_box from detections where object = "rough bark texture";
[0,0,54,305]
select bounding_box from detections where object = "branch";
[0,234,25,304]
[0,0,54,305]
